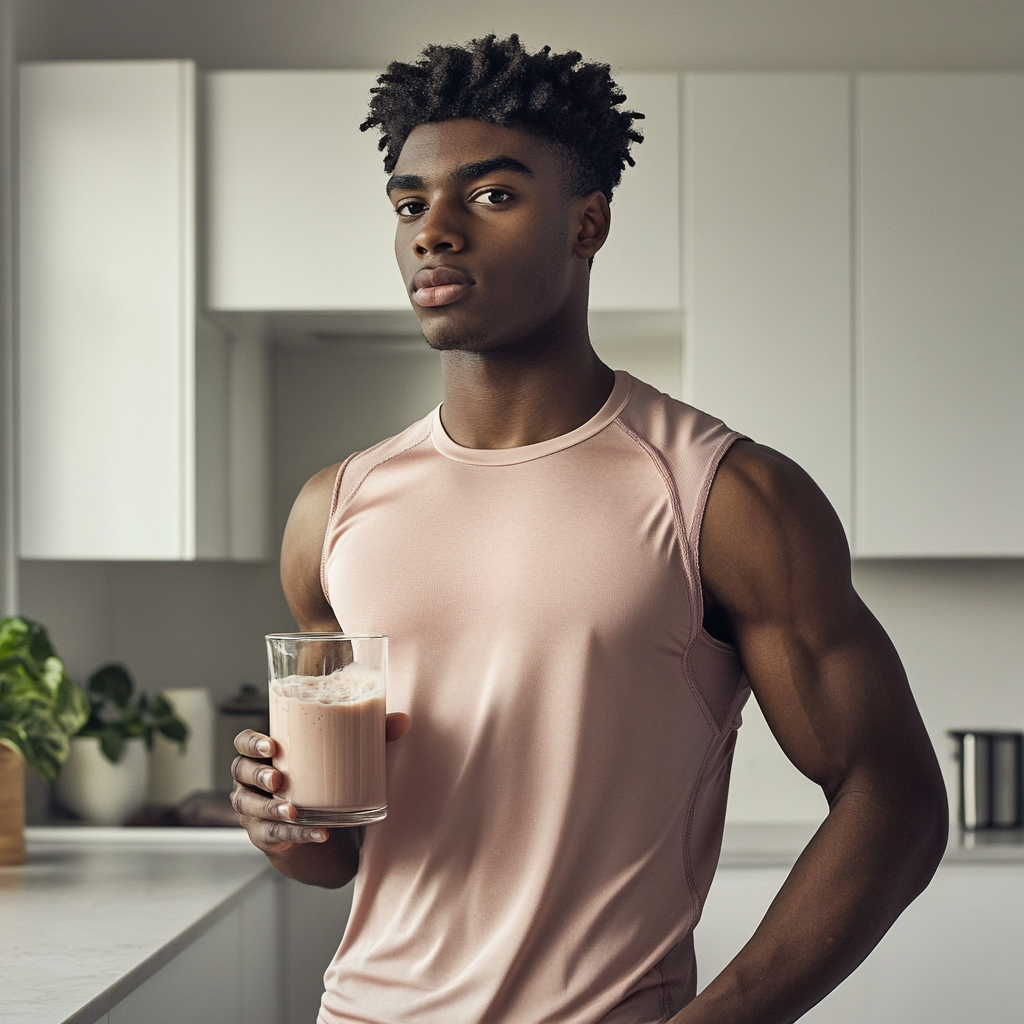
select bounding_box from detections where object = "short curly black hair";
[360,34,644,202]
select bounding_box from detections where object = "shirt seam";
[612,416,745,928]
[320,426,433,608]
[612,416,722,924]
[320,453,358,607]
[612,418,719,733]
[430,374,637,466]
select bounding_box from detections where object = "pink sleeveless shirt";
[319,372,749,1024]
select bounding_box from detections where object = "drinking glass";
[266,633,387,826]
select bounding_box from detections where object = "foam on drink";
[270,662,386,812]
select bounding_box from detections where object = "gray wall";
[12,0,1024,825]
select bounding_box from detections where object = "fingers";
[231,754,282,793]
[231,778,291,821]
[234,728,275,758]
[237,812,329,851]
[386,712,411,743]
[231,780,327,850]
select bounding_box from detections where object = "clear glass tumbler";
[266,633,387,826]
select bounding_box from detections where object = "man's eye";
[395,199,427,217]
[471,189,511,206]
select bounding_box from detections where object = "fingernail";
[307,830,326,842]
[256,739,272,756]
[275,803,292,820]
[258,769,274,790]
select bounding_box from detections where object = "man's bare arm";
[673,441,947,1024]
[231,462,409,888]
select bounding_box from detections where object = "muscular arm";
[673,442,947,1024]
[232,462,409,888]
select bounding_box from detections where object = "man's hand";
[231,715,410,888]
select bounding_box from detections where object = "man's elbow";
[897,768,949,898]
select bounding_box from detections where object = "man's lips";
[411,267,473,308]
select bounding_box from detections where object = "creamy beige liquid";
[269,665,386,811]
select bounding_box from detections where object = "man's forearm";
[672,782,947,1024]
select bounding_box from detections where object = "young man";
[232,35,947,1024]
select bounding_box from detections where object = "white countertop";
[717,822,1024,868]
[0,827,271,1024]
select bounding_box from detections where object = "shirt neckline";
[430,370,635,467]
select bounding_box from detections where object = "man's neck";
[437,330,616,451]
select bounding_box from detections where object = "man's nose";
[413,201,466,256]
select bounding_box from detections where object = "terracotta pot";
[56,736,150,825]
[0,744,27,866]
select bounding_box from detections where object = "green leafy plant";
[77,664,189,764]
[0,616,89,783]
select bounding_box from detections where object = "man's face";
[387,119,598,353]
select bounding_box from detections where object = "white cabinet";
[696,861,1024,1022]
[96,874,352,1024]
[206,70,407,311]
[589,72,680,311]
[682,72,1024,556]
[206,70,680,313]
[106,872,280,1024]
[855,74,1024,556]
[19,61,269,560]
[682,73,853,536]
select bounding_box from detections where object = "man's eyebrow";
[385,157,534,196]
[385,173,424,195]
[456,156,534,181]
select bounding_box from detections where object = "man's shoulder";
[335,410,436,498]
[617,375,743,477]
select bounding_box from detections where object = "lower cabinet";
[695,861,1024,1022]
[279,877,354,1024]
[96,873,353,1024]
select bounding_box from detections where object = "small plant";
[0,616,89,783]
[78,664,189,764]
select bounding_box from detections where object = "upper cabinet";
[682,74,853,536]
[21,64,1021,560]
[205,70,680,313]
[19,61,269,560]
[206,71,406,311]
[856,74,1024,557]
[683,72,1024,557]
[589,72,680,311]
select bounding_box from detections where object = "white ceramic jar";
[56,736,149,825]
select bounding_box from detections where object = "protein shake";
[266,634,387,826]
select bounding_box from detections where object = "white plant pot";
[56,736,150,825]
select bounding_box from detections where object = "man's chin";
[419,321,491,353]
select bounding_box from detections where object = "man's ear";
[572,190,610,261]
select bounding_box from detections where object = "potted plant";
[0,616,89,864]
[56,664,189,825]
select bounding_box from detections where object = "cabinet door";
[863,863,1024,1021]
[109,905,243,1024]
[206,71,407,311]
[19,61,196,559]
[856,74,1024,556]
[683,74,853,536]
[109,874,281,1024]
[589,73,680,311]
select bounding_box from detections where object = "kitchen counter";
[3,822,1022,1024]
[0,827,272,1024]
[717,821,1024,868]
